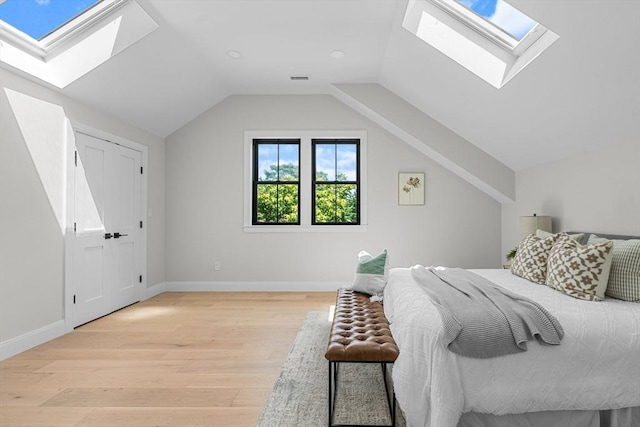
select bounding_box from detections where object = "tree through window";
[252,139,300,224]
[312,139,360,225]
[249,135,362,228]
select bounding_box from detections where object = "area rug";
[256,311,406,427]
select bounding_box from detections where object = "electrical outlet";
[214,261,221,271]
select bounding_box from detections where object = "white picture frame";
[398,172,425,205]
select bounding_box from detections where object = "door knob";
[113,232,128,239]
[104,233,113,239]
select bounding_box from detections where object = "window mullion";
[334,144,338,223]
[301,137,312,226]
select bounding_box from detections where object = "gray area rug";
[257,311,406,427]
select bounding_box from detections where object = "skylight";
[452,0,537,42]
[0,0,102,41]
[403,0,559,88]
[0,0,123,56]
[0,0,158,88]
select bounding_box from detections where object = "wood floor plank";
[0,372,51,388]
[0,291,335,427]
[0,407,94,427]
[42,387,239,407]
[231,387,272,407]
[187,373,278,388]
[0,388,64,407]
[34,359,190,372]
[32,371,198,389]
[74,407,263,427]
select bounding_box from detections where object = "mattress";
[384,267,640,427]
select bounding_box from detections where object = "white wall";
[502,140,640,256]
[0,69,165,346]
[165,95,502,287]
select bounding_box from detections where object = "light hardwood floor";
[0,292,336,427]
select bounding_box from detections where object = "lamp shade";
[520,214,552,239]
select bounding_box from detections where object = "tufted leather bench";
[325,289,399,427]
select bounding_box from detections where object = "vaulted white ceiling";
[20,0,640,171]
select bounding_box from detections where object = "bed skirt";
[457,406,640,427]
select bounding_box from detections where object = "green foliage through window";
[312,140,359,225]
[253,140,300,224]
[252,138,360,226]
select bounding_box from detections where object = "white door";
[73,132,142,327]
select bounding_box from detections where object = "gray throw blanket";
[411,267,564,358]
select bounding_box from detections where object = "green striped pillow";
[348,250,389,296]
[589,235,640,302]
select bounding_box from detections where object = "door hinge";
[140,166,143,174]
[74,151,78,166]
[73,295,76,304]
[74,222,77,233]
[139,275,142,283]
[140,220,143,229]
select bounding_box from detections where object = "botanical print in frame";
[398,172,425,205]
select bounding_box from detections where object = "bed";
[383,232,640,427]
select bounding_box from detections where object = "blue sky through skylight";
[0,0,102,41]
[455,0,537,41]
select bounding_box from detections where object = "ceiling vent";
[290,76,309,81]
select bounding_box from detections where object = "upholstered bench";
[325,289,399,427]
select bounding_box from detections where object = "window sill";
[243,225,367,233]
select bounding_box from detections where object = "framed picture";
[398,172,425,205]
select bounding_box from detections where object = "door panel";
[74,243,111,326]
[75,142,106,234]
[83,245,106,302]
[113,240,137,310]
[113,149,138,230]
[73,131,142,327]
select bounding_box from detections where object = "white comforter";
[384,267,640,427]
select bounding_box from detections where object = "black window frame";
[311,139,360,225]
[252,139,301,225]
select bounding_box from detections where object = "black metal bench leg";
[329,361,342,427]
[328,361,334,427]
[381,363,396,426]
[328,361,332,427]
[328,361,396,427]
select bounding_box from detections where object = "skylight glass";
[0,0,102,41]
[454,0,537,41]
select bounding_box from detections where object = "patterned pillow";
[589,235,640,302]
[546,235,613,301]
[511,233,558,284]
[536,229,586,245]
[346,249,389,296]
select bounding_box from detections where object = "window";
[0,0,103,42]
[403,0,559,88]
[0,0,157,89]
[312,139,360,225]
[253,139,300,225]
[437,0,539,50]
[0,0,122,55]
[244,131,367,232]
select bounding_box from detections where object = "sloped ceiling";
[23,0,640,171]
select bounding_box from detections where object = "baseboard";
[0,320,66,361]
[142,281,167,300]
[163,281,344,292]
